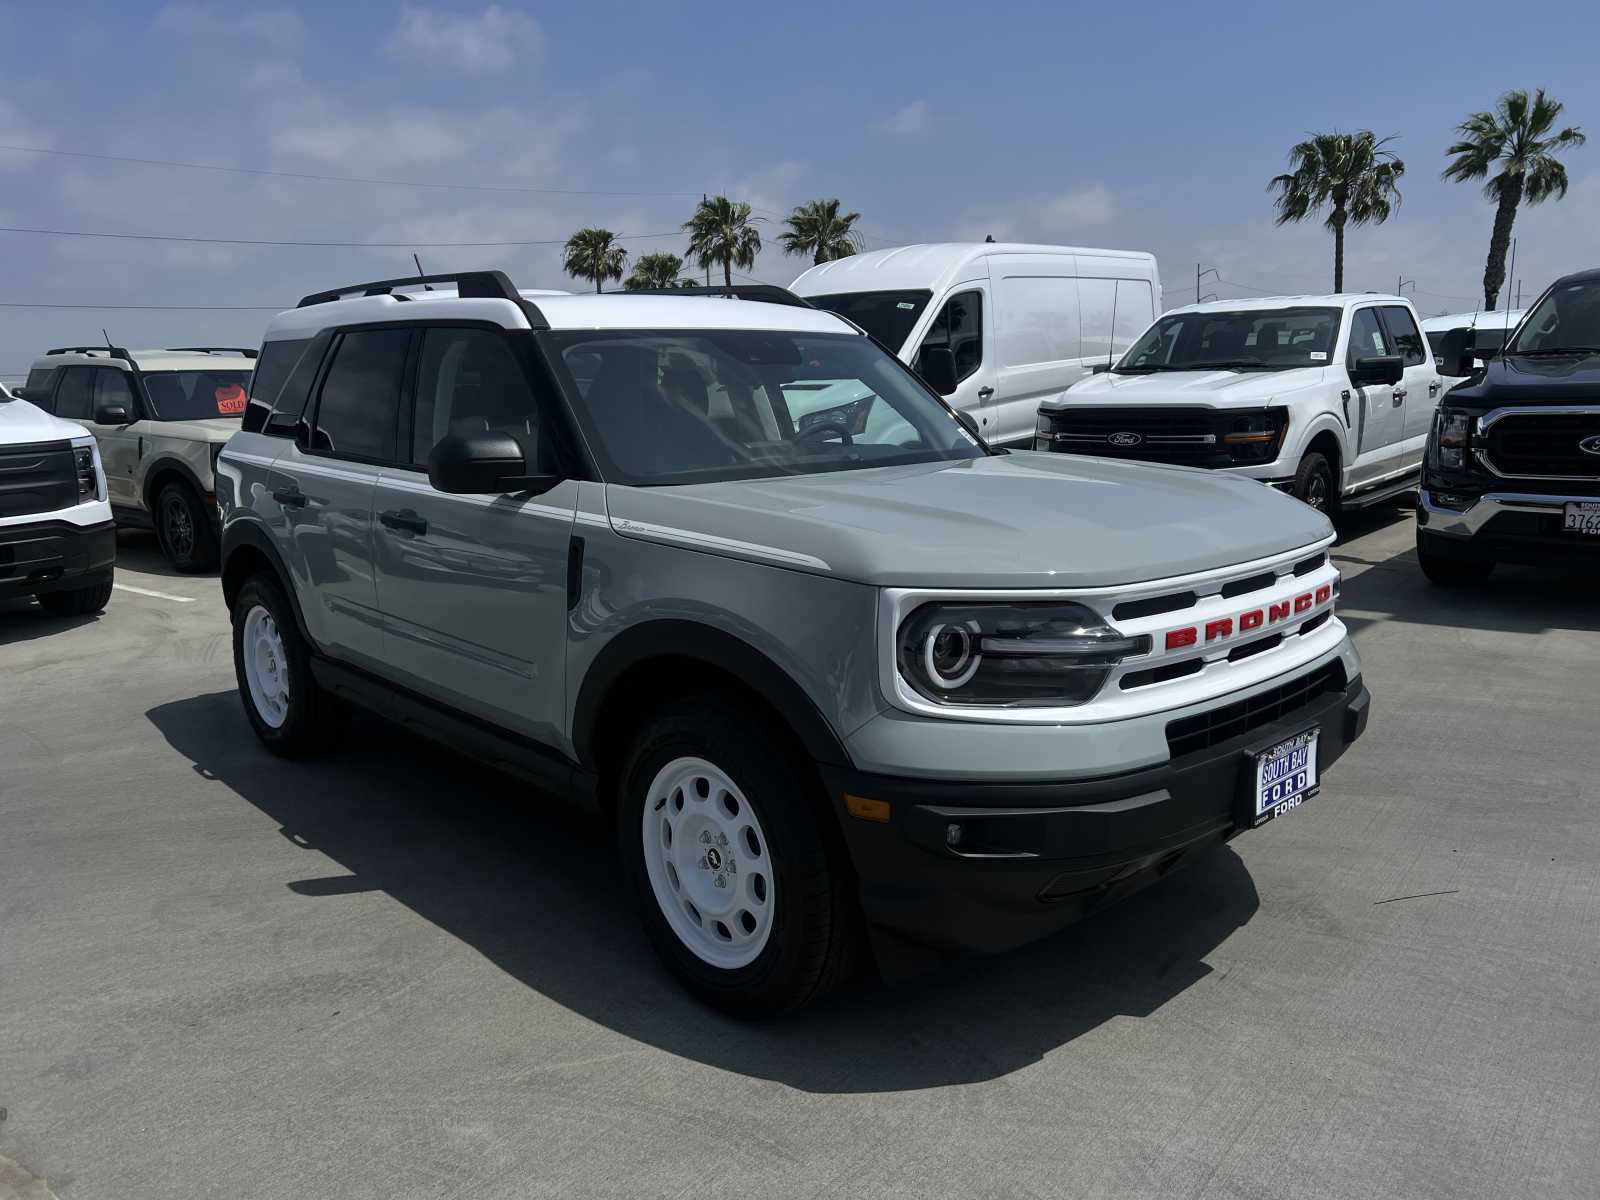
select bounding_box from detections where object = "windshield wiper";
[1511,347,1600,357]
[1189,360,1279,371]
[1111,365,1170,374]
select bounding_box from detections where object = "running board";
[1341,472,1419,509]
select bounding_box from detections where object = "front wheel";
[230,573,345,755]
[155,481,219,573]
[1291,451,1337,515]
[1416,527,1495,586]
[36,577,113,616]
[618,692,859,1015]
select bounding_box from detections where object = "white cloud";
[384,4,544,77]
[873,100,929,139]
[1038,184,1117,229]
[154,3,304,47]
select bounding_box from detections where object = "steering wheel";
[796,421,854,447]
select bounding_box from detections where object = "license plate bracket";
[1562,501,1600,537]
[1239,727,1321,827]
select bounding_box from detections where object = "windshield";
[141,369,252,420]
[1116,306,1342,372]
[543,329,983,486]
[1507,279,1600,354]
[803,290,931,352]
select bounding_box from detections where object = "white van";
[791,243,1161,446]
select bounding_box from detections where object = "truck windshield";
[141,370,252,420]
[1116,307,1342,373]
[802,290,931,352]
[1507,279,1600,354]
[542,328,983,486]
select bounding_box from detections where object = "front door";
[371,324,575,745]
[910,287,997,440]
[89,367,144,508]
[1379,304,1443,474]
[1342,306,1404,489]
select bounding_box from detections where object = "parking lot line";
[113,582,197,604]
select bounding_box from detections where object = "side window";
[1380,306,1427,367]
[243,337,311,435]
[1346,308,1390,369]
[411,327,545,468]
[53,367,95,420]
[23,367,57,410]
[311,329,410,461]
[917,290,983,382]
[93,368,136,418]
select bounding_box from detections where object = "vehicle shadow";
[146,690,1260,1094]
[114,529,214,580]
[0,597,103,645]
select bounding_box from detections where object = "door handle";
[380,508,428,536]
[271,486,307,509]
[1392,389,1407,406]
[977,386,995,400]
[1429,380,1442,397]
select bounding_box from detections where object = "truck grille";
[0,440,78,517]
[1166,661,1345,760]
[1481,409,1600,480]
[1039,407,1225,466]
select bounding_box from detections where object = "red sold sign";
[215,384,247,415]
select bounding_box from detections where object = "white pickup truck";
[1035,293,1442,513]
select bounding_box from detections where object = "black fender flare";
[220,518,315,647]
[571,619,852,770]
[141,455,210,510]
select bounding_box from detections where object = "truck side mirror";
[918,346,959,396]
[1350,355,1404,387]
[1437,328,1475,377]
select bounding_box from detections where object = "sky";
[1,0,1599,376]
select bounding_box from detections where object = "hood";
[1046,366,1326,409]
[148,417,241,442]
[0,397,88,444]
[1447,353,1600,408]
[605,451,1331,588]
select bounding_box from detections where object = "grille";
[1483,411,1600,479]
[1165,661,1345,759]
[0,439,78,518]
[1040,407,1226,466]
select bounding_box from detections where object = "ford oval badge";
[1109,431,1143,447]
[1579,434,1600,456]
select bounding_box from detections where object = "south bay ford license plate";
[1252,729,1320,822]
[1563,502,1600,536]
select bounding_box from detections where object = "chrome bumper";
[1418,487,1599,538]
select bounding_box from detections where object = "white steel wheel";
[641,755,776,970]
[241,604,291,729]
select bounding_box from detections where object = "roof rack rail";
[166,346,260,358]
[296,269,548,329]
[619,284,815,310]
[47,345,132,362]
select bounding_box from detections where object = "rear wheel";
[231,572,345,755]
[1416,527,1495,586]
[1291,451,1336,515]
[618,692,858,1015]
[36,578,113,616]
[155,481,219,573]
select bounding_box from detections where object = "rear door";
[268,327,411,670]
[1379,304,1441,473]
[1342,306,1404,489]
[88,368,144,508]
[372,324,577,744]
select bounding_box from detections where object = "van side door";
[985,259,1084,447]
[910,286,996,439]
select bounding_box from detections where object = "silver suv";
[22,346,255,571]
[218,271,1370,1013]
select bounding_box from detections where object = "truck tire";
[1416,527,1494,586]
[36,578,113,616]
[1291,451,1336,515]
[618,691,859,1015]
[155,480,219,573]
[230,572,346,755]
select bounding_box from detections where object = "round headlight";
[923,620,981,688]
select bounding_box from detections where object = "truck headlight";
[1430,408,1471,470]
[1221,408,1289,464]
[70,435,103,502]
[896,602,1149,707]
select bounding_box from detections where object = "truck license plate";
[1563,502,1600,537]
[1253,729,1320,822]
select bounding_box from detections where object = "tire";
[1291,451,1337,515]
[155,480,219,573]
[618,691,859,1015]
[1416,527,1495,586]
[230,572,345,755]
[36,577,113,616]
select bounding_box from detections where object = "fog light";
[946,823,964,848]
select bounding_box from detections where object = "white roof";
[1164,293,1411,316]
[1420,308,1524,332]
[29,348,255,373]
[790,242,1156,297]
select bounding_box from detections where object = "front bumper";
[825,671,1369,962]
[0,519,116,598]
[1418,487,1600,563]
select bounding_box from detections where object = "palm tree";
[623,252,689,290]
[779,198,862,265]
[1268,131,1405,292]
[683,196,762,288]
[1443,89,1586,310]
[562,228,627,293]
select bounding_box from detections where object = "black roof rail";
[296,269,548,329]
[619,284,815,310]
[166,346,260,359]
[46,345,133,362]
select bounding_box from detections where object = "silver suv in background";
[218,272,1369,1013]
[22,346,255,571]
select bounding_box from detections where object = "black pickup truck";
[1416,267,1600,583]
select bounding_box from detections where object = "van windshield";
[1116,307,1342,373]
[803,290,931,352]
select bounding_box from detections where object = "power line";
[0,142,705,199]
[0,224,683,249]
[0,301,286,310]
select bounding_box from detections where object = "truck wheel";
[1291,451,1336,515]
[155,481,219,573]
[231,572,345,755]
[1416,527,1494,586]
[36,578,114,616]
[618,692,858,1015]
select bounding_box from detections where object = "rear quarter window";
[243,335,323,437]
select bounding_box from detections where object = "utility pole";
[1196,264,1219,305]
[1396,277,1416,297]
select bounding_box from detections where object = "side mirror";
[918,346,959,396]
[1437,328,1475,377]
[1349,355,1404,387]
[94,404,132,425]
[953,408,984,443]
[427,430,559,495]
